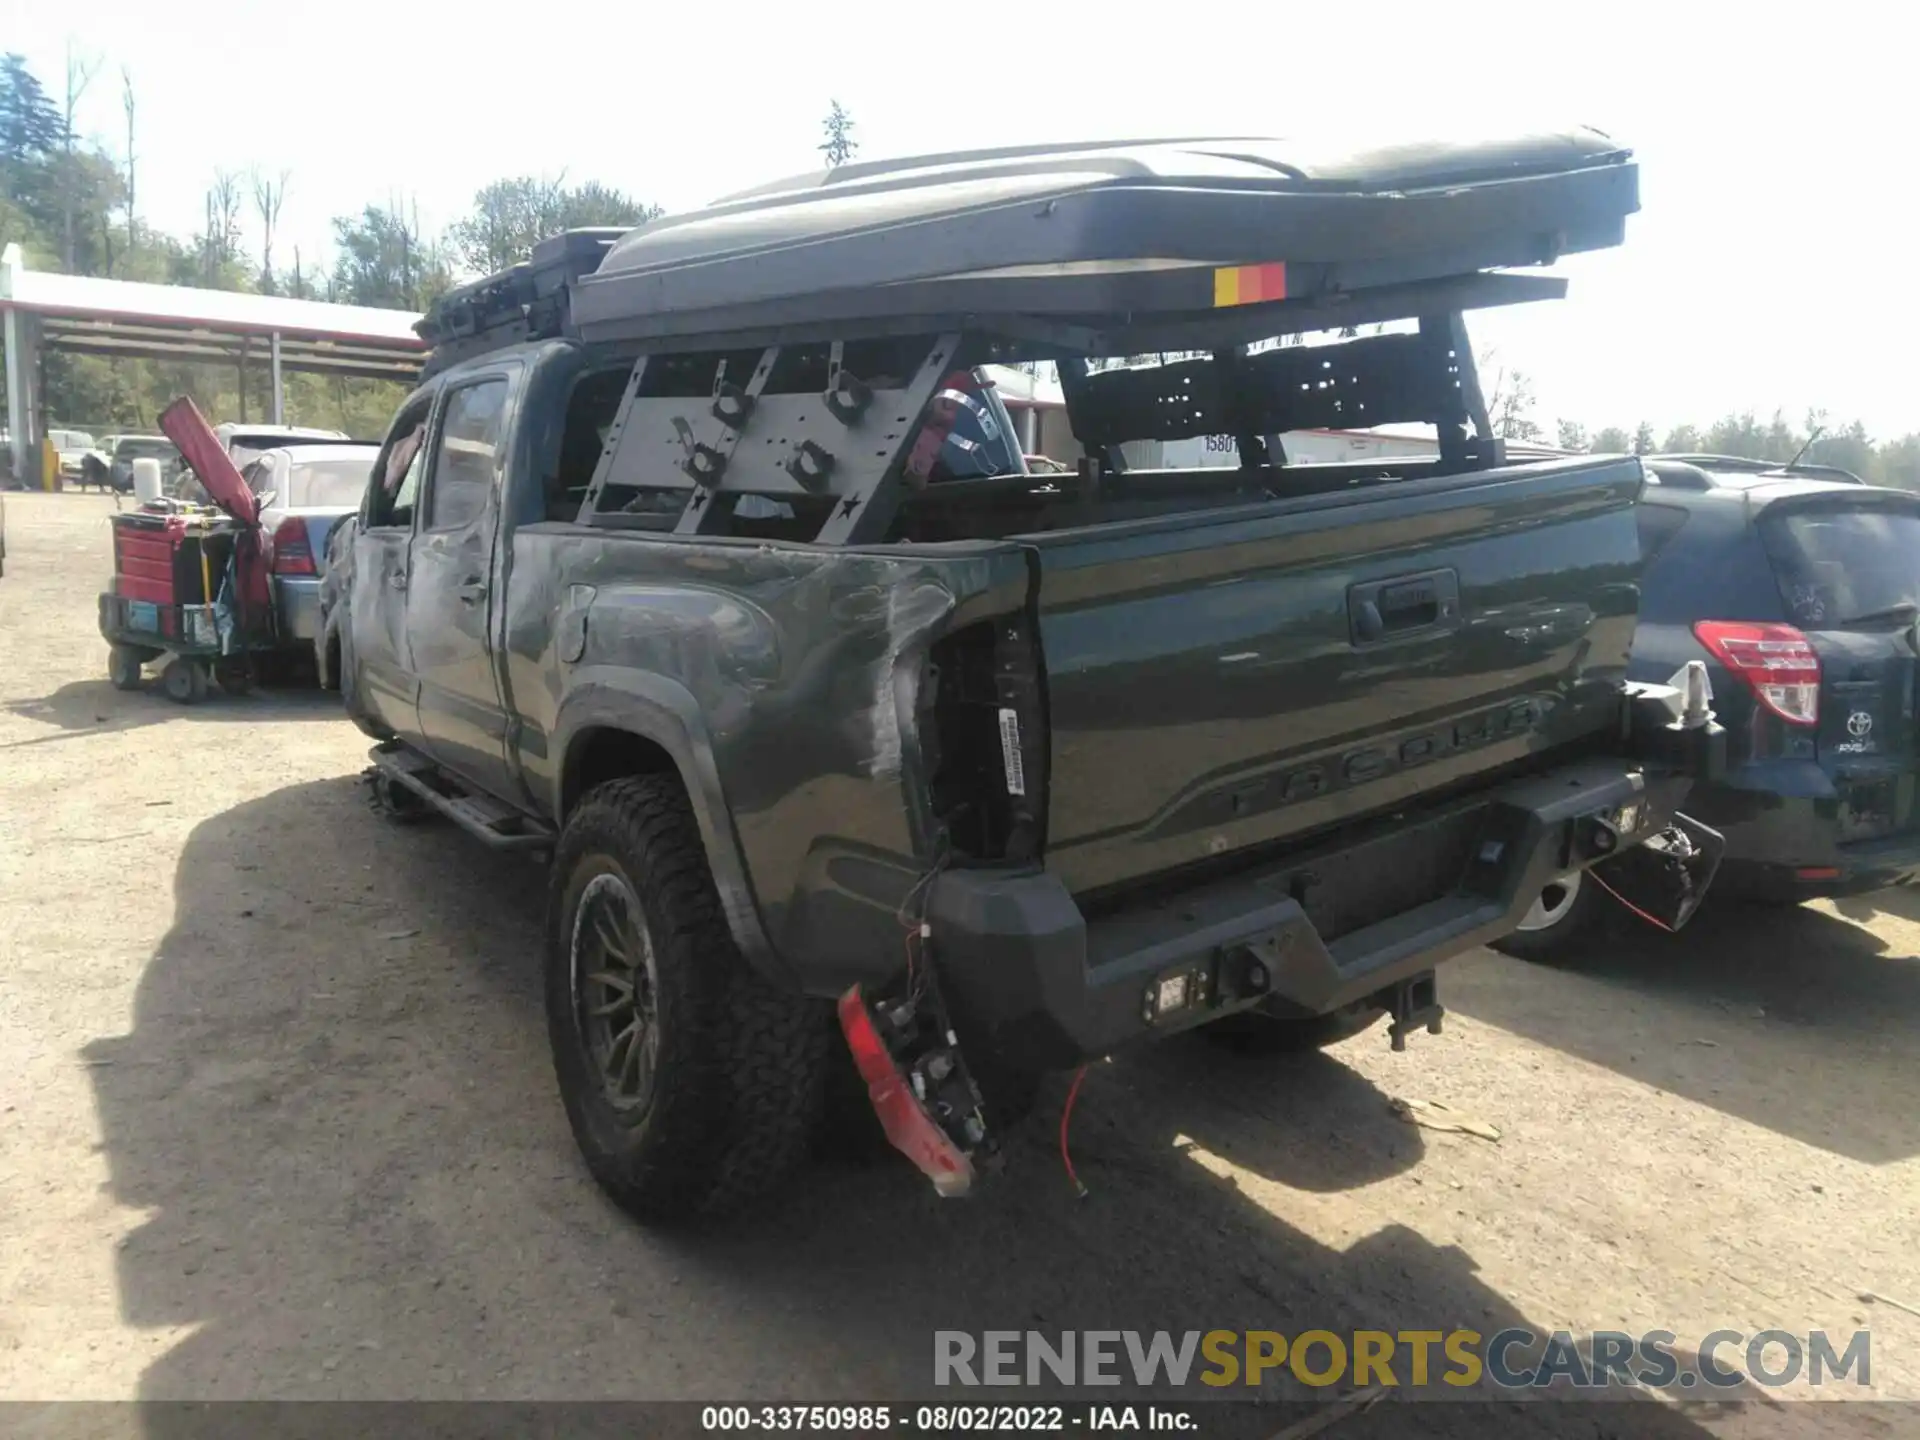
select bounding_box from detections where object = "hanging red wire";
[1059,1064,1090,1198]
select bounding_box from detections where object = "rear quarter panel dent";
[521,531,1029,989]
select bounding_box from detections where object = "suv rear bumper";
[1681,759,1920,899]
[929,759,1700,1069]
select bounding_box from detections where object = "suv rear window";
[1762,503,1920,628]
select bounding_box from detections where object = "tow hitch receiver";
[1384,971,1445,1052]
[837,973,999,1198]
[1590,811,1725,931]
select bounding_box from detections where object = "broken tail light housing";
[1692,620,1819,725]
[271,517,316,576]
[837,985,977,1198]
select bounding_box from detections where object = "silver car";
[244,443,380,646]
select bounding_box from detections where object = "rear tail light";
[271,517,315,576]
[1692,620,1820,725]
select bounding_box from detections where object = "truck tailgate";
[1025,457,1647,900]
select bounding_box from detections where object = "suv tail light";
[271,517,315,576]
[1692,620,1819,725]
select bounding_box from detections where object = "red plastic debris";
[837,985,974,1198]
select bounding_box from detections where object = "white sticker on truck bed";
[998,707,1027,796]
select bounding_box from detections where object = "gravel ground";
[2,491,1916,1437]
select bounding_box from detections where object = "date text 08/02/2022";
[700,1405,1195,1432]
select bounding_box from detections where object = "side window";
[367,399,434,531]
[390,440,427,527]
[425,379,509,532]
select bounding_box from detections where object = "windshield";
[285,458,375,508]
[1763,504,1920,628]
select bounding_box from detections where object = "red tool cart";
[97,398,278,703]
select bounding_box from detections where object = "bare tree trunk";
[252,168,289,293]
[121,67,136,261]
[63,45,101,272]
[204,169,243,284]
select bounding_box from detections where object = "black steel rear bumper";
[929,757,1709,1070]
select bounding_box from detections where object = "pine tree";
[820,101,857,169]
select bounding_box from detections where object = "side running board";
[368,743,555,853]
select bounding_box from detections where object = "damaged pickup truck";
[333,130,1725,1222]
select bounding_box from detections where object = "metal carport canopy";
[1,244,425,449]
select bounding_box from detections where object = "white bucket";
[131,457,163,504]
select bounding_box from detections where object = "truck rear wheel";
[546,775,833,1223]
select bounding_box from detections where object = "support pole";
[2,243,40,475]
[270,331,284,424]
[238,335,249,423]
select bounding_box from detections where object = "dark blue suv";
[1497,454,1920,958]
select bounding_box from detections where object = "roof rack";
[417,229,627,377]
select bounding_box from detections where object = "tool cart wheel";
[107,645,148,691]
[160,658,209,705]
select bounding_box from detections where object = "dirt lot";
[2,490,1917,1435]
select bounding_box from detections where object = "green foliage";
[1555,419,1590,451]
[330,202,451,310]
[1553,411,1920,489]
[0,54,61,161]
[447,175,660,277]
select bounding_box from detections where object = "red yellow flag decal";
[1212,262,1288,308]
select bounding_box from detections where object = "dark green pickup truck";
[330,130,1725,1223]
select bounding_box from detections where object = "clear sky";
[6,0,1914,439]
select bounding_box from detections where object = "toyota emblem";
[1847,711,1874,739]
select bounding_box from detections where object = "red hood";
[158,396,259,527]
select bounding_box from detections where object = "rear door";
[404,371,518,797]
[1760,492,1920,842]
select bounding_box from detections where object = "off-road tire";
[547,775,834,1223]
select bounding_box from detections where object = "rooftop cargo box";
[558,128,1637,352]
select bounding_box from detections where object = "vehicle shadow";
[86,778,1776,1437]
[1,675,337,749]
[1448,897,1920,1164]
